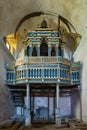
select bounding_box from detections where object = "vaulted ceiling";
[0,0,87,39]
[1,0,86,106]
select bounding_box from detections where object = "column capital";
[48,43,51,47]
[30,44,32,47]
[56,43,59,47]
[37,43,40,56]
[56,83,59,86]
[61,44,65,49]
[37,44,40,47]
[26,82,29,86]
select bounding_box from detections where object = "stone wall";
[0,0,86,60]
[0,0,86,37]
[28,96,71,118]
[0,42,15,123]
[71,90,81,119]
[73,29,87,122]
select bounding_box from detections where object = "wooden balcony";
[6,56,81,86]
[15,56,70,66]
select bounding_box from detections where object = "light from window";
[6,42,10,50]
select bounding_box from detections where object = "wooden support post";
[25,83,31,126]
[56,83,61,126]
[37,44,40,56]
[48,44,51,56]
[53,90,55,121]
[48,90,49,119]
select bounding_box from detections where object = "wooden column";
[37,44,40,56]
[48,90,49,119]
[48,44,51,56]
[25,83,31,126]
[56,44,58,56]
[29,44,32,56]
[61,45,64,57]
[56,83,59,110]
[56,83,61,126]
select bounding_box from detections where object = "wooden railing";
[15,56,70,66]
[6,57,80,85]
[6,64,80,85]
[70,70,80,84]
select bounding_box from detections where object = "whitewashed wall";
[0,42,15,123]
[73,29,87,121]
[24,96,71,117]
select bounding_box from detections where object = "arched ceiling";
[0,0,87,40]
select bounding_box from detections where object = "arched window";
[51,46,56,56]
[40,37,48,56]
[32,46,37,56]
[25,46,29,56]
[27,46,30,56]
[58,45,61,56]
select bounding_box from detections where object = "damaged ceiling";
[0,0,87,39]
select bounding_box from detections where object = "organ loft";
[5,12,81,126]
[0,1,87,129]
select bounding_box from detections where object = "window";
[51,47,56,56]
[32,46,37,56]
[40,37,48,56]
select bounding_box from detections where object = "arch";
[58,45,61,56]
[14,11,77,35]
[27,46,30,56]
[25,46,29,56]
[40,37,48,56]
[41,19,48,28]
[77,72,79,80]
[51,46,56,56]
[32,46,37,56]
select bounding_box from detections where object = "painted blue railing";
[70,71,80,84]
[6,69,15,85]
[6,57,81,85]
[70,62,81,85]
[27,31,59,38]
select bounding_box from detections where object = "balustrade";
[6,70,15,84]
[70,70,80,84]
[6,59,80,85]
[15,56,70,67]
[7,66,70,83]
[6,68,80,85]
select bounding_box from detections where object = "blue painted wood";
[27,31,59,37]
[51,32,59,37]
[30,40,40,42]
[7,66,80,83]
[48,46,51,56]
[6,60,81,85]
[37,46,40,56]
[6,26,81,86]
[56,46,58,56]
[48,40,59,42]
[61,48,64,57]
[29,46,32,56]
[24,48,27,56]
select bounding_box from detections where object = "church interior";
[0,0,87,130]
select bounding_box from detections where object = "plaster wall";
[0,42,15,123]
[25,96,71,117]
[1,0,85,58]
[0,0,86,38]
[73,29,87,121]
[71,91,81,119]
